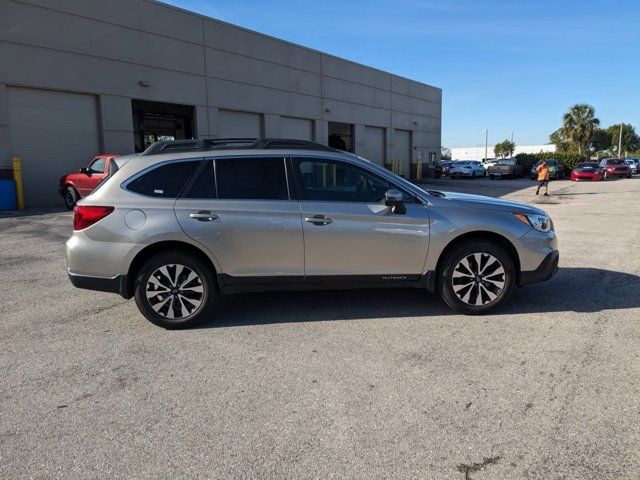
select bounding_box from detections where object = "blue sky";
[165,0,639,148]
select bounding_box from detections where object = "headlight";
[514,213,552,232]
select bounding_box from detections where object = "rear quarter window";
[126,160,200,198]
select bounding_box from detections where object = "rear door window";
[182,160,216,199]
[126,160,200,198]
[215,157,288,200]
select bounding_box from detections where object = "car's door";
[174,156,304,282]
[76,156,107,197]
[291,156,430,278]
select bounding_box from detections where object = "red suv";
[599,158,631,180]
[59,154,120,209]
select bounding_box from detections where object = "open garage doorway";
[132,100,194,152]
[328,122,354,152]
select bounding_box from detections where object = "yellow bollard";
[12,157,24,210]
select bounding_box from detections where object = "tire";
[438,239,516,315]
[63,186,78,210]
[134,250,218,329]
[489,175,495,180]
[471,171,476,179]
[603,171,608,180]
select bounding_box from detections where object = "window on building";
[216,157,288,200]
[126,161,199,198]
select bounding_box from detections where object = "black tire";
[489,175,495,180]
[438,239,516,315]
[134,250,218,329]
[471,171,476,179]
[63,186,78,210]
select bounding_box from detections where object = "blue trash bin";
[0,179,18,211]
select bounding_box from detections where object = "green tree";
[605,123,640,157]
[549,128,572,153]
[560,104,600,155]
[494,139,515,158]
[589,127,612,155]
[441,147,451,160]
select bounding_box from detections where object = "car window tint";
[90,158,105,173]
[183,160,216,199]
[216,157,288,200]
[293,158,389,203]
[126,161,199,198]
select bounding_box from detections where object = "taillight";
[73,206,114,230]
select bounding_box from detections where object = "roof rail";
[140,138,338,156]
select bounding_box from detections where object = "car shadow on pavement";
[196,267,640,328]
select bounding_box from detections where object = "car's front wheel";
[63,186,78,210]
[134,250,218,329]
[439,240,515,315]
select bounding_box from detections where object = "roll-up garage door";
[217,110,263,138]
[7,87,100,207]
[393,129,411,177]
[364,126,385,166]
[281,116,313,141]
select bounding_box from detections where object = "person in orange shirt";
[535,160,550,196]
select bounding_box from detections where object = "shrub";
[515,152,590,173]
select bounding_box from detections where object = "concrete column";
[385,128,393,168]
[353,123,366,156]
[99,95,135,154]
[194,105,209,138]
[317,119,328,145]
[0,83,12,168]
[207,107,219,137]
[263,114,281,138]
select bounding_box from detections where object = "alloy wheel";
[145,264,204,319]
[451,253,506,306]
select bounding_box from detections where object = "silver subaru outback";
[66,138,558,328]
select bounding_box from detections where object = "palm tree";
[560,104,600,155]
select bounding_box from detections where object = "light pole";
[482,129,488,162]
[618,124,623,157]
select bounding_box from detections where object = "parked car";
[627,158,640,174]
[59,154,120,209]
[530,159,564,180]
[624,159,638,175]
[449,161,486,179]
[570,162,604,182]
[599,158,632,179]
[482,159,498,172]
[65,138,558,328]
[488,158,524,179]
[441,161,454,176]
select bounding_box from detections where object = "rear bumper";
[519,250,559,285]
[67,271,131,298]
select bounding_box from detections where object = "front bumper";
[519,250,559,285]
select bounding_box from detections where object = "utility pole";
[483,129,488,162]
[618,124,623,157]
[511,131,514,143]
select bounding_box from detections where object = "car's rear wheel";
[439,240,515,315]
[134,250,218,329]
[63,186,78,210]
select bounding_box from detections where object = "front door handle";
[304,215,332,225]
[189,211,219,221]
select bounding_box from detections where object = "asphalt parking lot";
[1,177,639,479]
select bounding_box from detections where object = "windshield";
[575,163,598,170]
[608,159,625,165]
[497,159,515,166]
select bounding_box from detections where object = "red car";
[59,154,120,209]
[570,162,604,182]
[599,158,631,179]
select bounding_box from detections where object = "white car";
[449,161,486,179]
[624,159,638,175]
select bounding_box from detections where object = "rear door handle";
[304,215,332,225]
[189,211,219,221]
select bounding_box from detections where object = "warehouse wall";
[0,0,442,205]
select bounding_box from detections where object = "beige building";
[0,0,442,206]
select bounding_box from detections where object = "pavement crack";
[456,456,501,480]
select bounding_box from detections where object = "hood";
[430,191,545,215]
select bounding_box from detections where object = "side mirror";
[80,167,90,175]
[385,189,407,215]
